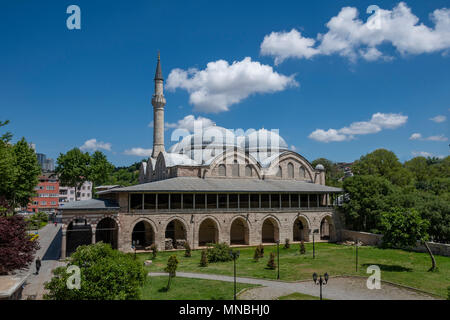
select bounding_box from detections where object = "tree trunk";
[166,275,172,290]
[422,241,437,272]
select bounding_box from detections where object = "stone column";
[61,230,67,259]
[91,227,96,244]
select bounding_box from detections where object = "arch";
[245,165,253,177]
[230,217,249,245]
[218,164,226,176]
[165,218,187,249]
[261,216,280,243]
[293,215,310,242]
[207,148,263,179]
[131,220,155,249]
[320,215,336,241]
[66,218,92,256]
[198,217,219,246]
[299,166,306,179]
[287,162,294,179]
[95,217,118,249]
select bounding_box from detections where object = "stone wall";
[340,229,450,257]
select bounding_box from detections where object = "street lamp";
[355,239,359,272]
[276,240,280,279]
[229,250,240,300]
[312,272,329,300]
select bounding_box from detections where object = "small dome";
[315,164,325,171]
[242,129,288,152]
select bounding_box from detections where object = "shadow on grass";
[362,263,412,272]
[158,287,169,292]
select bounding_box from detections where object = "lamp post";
[276,240,280,280]
[312,272,329,300]
[355,239,358,272]
[312,229,319,259]
[230,250,240,300]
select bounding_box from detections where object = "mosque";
[59,54,343,258]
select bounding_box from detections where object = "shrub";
[44,242,146,300]
[253,247,260,262]
[284,238,290,249]
[267,252,276,270]
[300,240,306,254]
[150,243,158,259]
[184,241,191,257]
[258,244,264,258]
[200,249,208,267]
[164,255,179,290]
[206,243,233,263]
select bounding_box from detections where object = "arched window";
[276,166,282,178]
[287,162,294,179]
[218,164,226,176]
[232,160,239,177]
[300,166,306,179]
[245,165,252,177]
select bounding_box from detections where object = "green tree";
[200,249,208,267]
[184,241,191,257]
[353,149,412,186]
[56,148,91,201]
[90,151,114,188]
[312,158,343,187]
[342,175,394,232]
[267,252,276,270]
[381,208,437,271]
[164,255,179,290]
[253,247,260,262]
[44,242,146,300]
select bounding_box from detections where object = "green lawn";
[142,276,257,300]
[277,292,323,300]
[139,243,450,298]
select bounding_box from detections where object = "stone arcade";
[59,54,343,258]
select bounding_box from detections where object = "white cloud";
[409,133,422,140]
[309,112,407,143]
[260,29,320,65]
[261,2,450,63]
[148,121,178,130]
[166,57,298,113]
[80,139,112,152]
[430,115,447,123]
[411,151,433,158]
[409,133,448,141]
[123,148,153,157]
[290,145,297,151]
[172,115,215,132]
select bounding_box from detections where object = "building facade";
[59,54,343,258]
[28,173,60,213]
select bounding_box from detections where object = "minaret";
[151,52,166,158]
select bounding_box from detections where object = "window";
[70,190,74,194]
[287,163,294,179]
[281,194,290,208]
[170,194,182,209]
[261,194,270,208]
[82,186,85,190]
[300,166,306,179]
[82,193,85,197]
[218,164,226,176]
[270,194,280,208]
[239,194,249,209]
[291,194,299,208]
[207,194,217,209]
[229,194,238,208]
[195,194,206,209]
[144,194,156,209]
[232,160,239,177]
[51,201,56,205]
[218,194,227,208]
[41,201,47,205]
[276,166,282,178]
[250,194,259,208]
[46,186,55,190]
[158,194,169,209]
[245,165,252,177]
[183,194,194,209]
[309,194,318,207]
[130,194,143,210]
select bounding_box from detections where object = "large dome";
[241,129,288,152]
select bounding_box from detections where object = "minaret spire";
[151,52,166,158]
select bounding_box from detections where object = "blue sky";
[1,0,449,166]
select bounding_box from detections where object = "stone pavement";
[148,272,439,300]
[22,223,65,300]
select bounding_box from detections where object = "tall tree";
[89,151,114,187]
[381,208,437,271]
[56,148,91,201]
[353,149,412,186]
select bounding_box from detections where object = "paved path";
[22,223,65,300]
[149,272,439,300]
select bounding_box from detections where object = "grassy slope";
[277,292,322,300]
[142,276,257,300]
[139,243,450,298]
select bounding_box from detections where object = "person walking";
[35,257,41,275]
